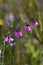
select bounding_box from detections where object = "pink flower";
[19,32,22,36]
[3,36,14,43]
[24,24,31,31]
[32,21,39,27]
[4,36,8,42]
[14,31,22,37]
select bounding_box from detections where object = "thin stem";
[38,12,43,31]
[34,27,41,42]
[0,26,2,45]
[9,46,15,65]
[2,41,6,65]
[19,15,22,65]
[20,39,22,65]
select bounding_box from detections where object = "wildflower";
[14,31,22,37]
[0,19,4,26]
[32,21,39,27]
[24,24,31,31]
[3,35,14,43]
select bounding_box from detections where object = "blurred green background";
[0,0,43,65]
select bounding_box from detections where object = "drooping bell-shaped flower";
[9,37,14,43]
[32,21,39,27]
[14,31,22,37]
[24,24,31,31]
[4,36,8,42]
[3,35,14,43]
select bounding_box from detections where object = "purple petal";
[3,35,14,43]
[14,31,22,37]
[15,31,20,37]
[24,25,31,31]
[19,32,22,36]
[28,26,31,30]
[32,21,39,27]
[8,39,11,43]
[9,38,14,41]
[4,36,8,42]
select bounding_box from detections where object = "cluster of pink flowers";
[3,20,38,43]
[2,3,39,44]
[24,21,39,31]
[3,31,23,43]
